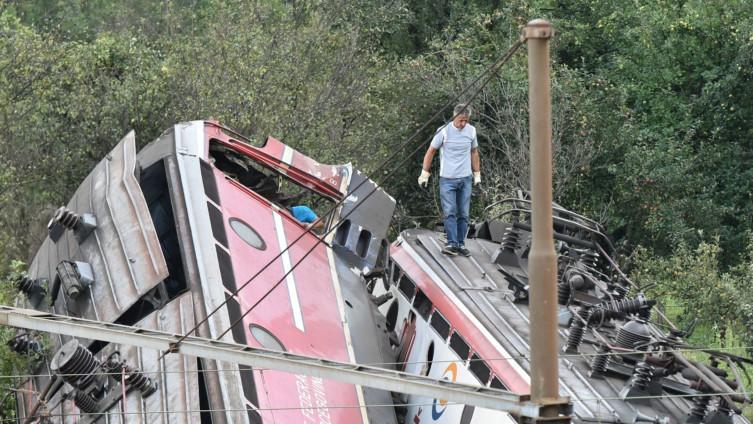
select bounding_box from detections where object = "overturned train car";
[372,193,753,424]
[12,121,753,424]
[14,121,399,423]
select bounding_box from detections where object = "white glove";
[418,170,431,187]
[473,171,481,186]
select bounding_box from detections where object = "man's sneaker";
[442,244,458,256]
[457,245,471,257]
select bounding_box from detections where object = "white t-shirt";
[430,122,478,178]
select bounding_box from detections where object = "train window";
[422,341,435,376]
[249,324,286,352]
[449,331,470,360]
[200,159,221,205]
[398,273,417,300]
[413,289,432,319]
[247,406,262,424]
[469,353,491,385]
[429,311,450,340]
[208,140,336,230]
[390,261,399,285]
[385,300,399,332]
[335,219,350,246]
[490,376,508,390]
[208,202,228,248]
[209,142,277,197]
[229,217,267,250]
[356,229,371,258]
[224,293,246,344]
[197,359,213,423]
[239,364,260,418]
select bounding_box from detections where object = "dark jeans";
[439,176,472,247]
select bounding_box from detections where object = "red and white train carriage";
[12,121,752,424]
[15,120,398,423]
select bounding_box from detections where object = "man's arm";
[471,147,481,185]
[308,217,325,232]
[418,146,437,187]
[419,130,444,187]
[422,147,437,171]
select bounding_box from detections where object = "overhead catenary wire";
[165,38,526,354]
[9,33,749,421]
[5,403,463,424]
[10,38,527,418]
[213,39,526,342]
[11,390,753,424]
[2,344,752,381]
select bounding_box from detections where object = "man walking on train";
[418,103,481,256]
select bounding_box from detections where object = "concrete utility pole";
[524,19,569,422]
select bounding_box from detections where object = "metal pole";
[0,306,555,420]
[524,18,562,418]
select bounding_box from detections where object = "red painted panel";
[204,122,346,199]
[390,247,530,394]
[214,169,364,423]
[287,148,343,190]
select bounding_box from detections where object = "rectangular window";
[449,331,470,360]
[490,376,508,391]
[390,261,399,286]
[413,289,432,319]
[197,359,213,423]
[429,310,450,339]
[356,229,372,258]
[209,139,337,230]
[398,273,416,300]
[469,354,491,385]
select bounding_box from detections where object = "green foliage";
[0,11,171,270]
[0,0,752,379]
[0,260,48,419]
[549,0,753,264]
[632,238,753,350]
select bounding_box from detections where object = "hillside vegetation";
[1,0,752,376]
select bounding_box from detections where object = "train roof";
[390,195,751,424]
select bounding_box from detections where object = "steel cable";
[9,390,753,424]
[158,39,525,356]
[165,38,525,353]
[212,38,525,342]
[2,344,752,381]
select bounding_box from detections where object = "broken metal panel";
[253,135,347,195]
[30,130,169,323]
[18,131,172,422]
[335,169,396,269]
[84,130,168,303]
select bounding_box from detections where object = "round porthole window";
[249,324,286,352]
[229,218,266,250]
